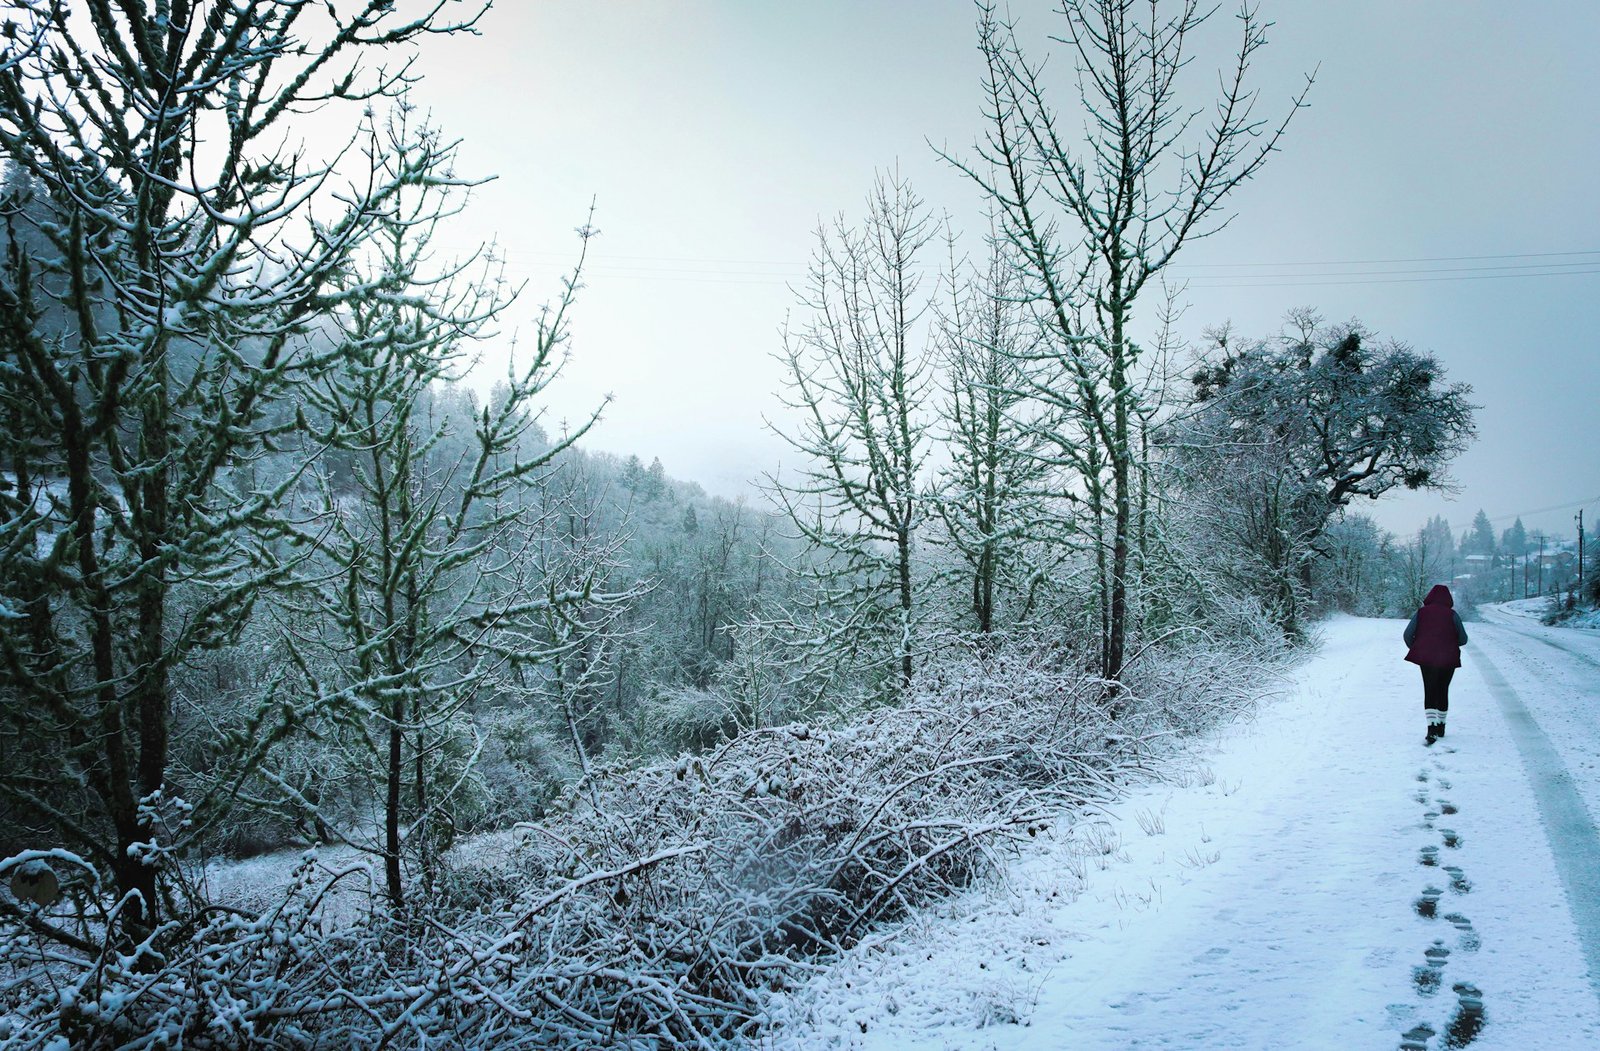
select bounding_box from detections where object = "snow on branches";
[0,626,1272,1047]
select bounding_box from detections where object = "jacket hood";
[1424,584,1454,608]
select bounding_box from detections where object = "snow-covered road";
[763,613,1600,1050]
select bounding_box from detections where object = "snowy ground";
[1495,596,1600,632]
[196,828,532,926]
[759,612,1600,1050]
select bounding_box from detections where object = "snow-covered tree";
[277,114,606,908]
[767,173,937,693]
[945,0,1311,681]
[517,452,638,781]
[1398,517,1456,611]
[1177,314,1476,634]
[930,235,1054,635]
[1311,513,1393,616]
[0,0,489,942]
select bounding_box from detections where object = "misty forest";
[2,2,1589,1048]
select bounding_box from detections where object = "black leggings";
[1420,665,1455,714]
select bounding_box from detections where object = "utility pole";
[1536,532,1545,596]
[1579,509,1586,601]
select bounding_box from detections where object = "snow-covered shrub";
[614,618,857,760]
[473,708,578,823]
[1537,589,1599,628]
[1124,592,1289,736]
[634,684,743,753]
[1128,637,1285,737]
[1,627,1266,1047]
[1,851,401,1049]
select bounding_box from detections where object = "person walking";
[1404,584,1468,745]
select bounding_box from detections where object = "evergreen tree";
[1501,517,1529,557]
[1421,516,1455,572]
[645,457,667,501]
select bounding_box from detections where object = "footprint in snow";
[1441,912,1480,952]
[1412,941,1450,996]
[1402,763,1487,1048]
[1443,983,1487,1047]
[1386,1001,1416,1026]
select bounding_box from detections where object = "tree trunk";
[385,706,404,909]
[898,526,914,689]
[1106,308,1131,684]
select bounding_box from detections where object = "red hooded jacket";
[1404,585,1467,668]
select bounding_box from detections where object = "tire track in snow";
[1472,646,1600,1009]
[1477,608,1600,673]
[1519,631,1600,671]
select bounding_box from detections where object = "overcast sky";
[402,0,1600,546]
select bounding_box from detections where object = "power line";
[1184,259,1600,278]
[1433,496,1600,536]
[1178,267,1600,290]
[447,245,1600,273]
[438,242,1600,290]
[478,261,1600,290]
[1175,248,1600,268]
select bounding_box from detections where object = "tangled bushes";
[0,631,1277,1048]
